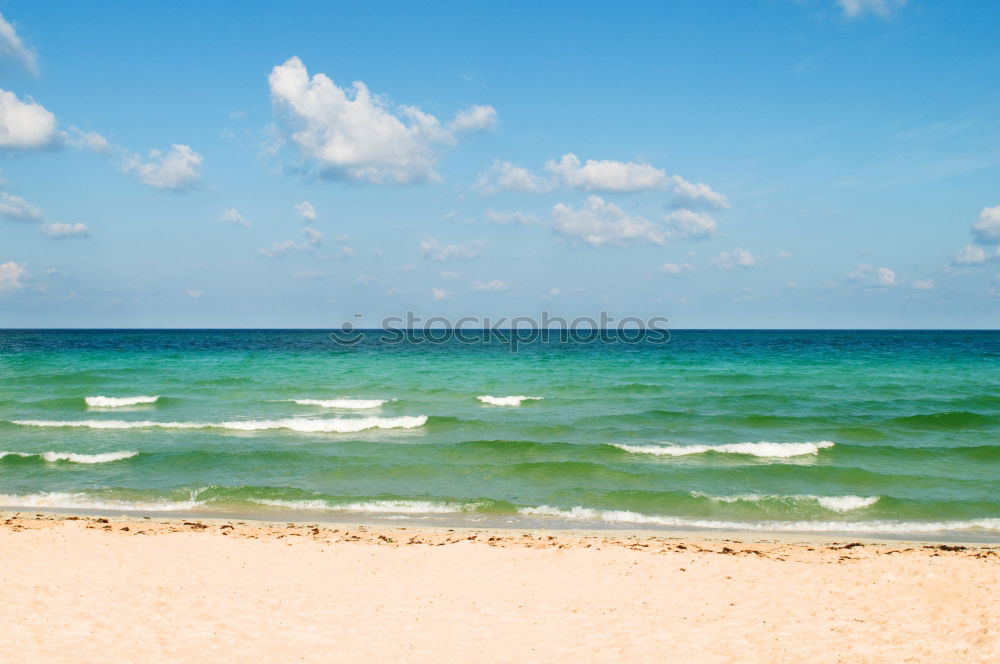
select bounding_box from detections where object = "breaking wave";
[614,441,835,458]
[289,398,389,409]
[8,416,428,433]
[477,395,543,407]
[0,450,138,464]
[85,396,159,408]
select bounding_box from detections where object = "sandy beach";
[1,512,997,663]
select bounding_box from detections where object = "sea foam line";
[0,451,138,464]
[691,492,879,512]
[518,505,1000,534]
[248,498,472,514]
[614,441,835,458]
[289,398,389,409]
[9,416,428,433]
[477,395,543,407]
[85,396,160,408]
[0,492,202,512]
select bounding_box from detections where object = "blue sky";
[1,0,999,328]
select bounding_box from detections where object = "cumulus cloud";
[124,144,203,191]
[545,153,666,192]
[848,263,897,286]
[714,248,757,269]
[0,89,57,150]
[269,56,489,184]
[0,191,42,221]
[43,222,89,238]
[356,274,376,285]
[484,209,538,225]
[666,209,716,240]
[471,279,509,292]
[0,260,25,293]
[432,288,450,301]
[660,262,693,274]
[449,105,498,133]
[295,200,317,221]
[911,279,934,290]
[420,238,483,261]
[838,0,907,18]
[668,175,729,209]
[258,239,297,257]
[972,205,1000,244]
[0,14,37,74]
[474,160,550,194]
[220,208,250,227]
[953,245,986,265]
[302,226,323,247]
[552,196,666,247]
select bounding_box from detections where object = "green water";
[1,330,998,537]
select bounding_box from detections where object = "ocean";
[1,329,998,539]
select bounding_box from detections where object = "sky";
[1,0,999,329]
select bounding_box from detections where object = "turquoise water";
[1,329,999,538]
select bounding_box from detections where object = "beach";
[2,512,997,663]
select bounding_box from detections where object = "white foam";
[9,416,428,433]
[477,395,543,407]
[692,492,880,512]
[85,396,159,408]
[517,505,1000,535]
[0,492,203,512]
[249,498,469,514]
[290,398,389,409]
[0,450,138,464]
[615,441,835,458]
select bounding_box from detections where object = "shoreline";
[4,506,1000,546]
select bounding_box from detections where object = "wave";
[518,505,1000,534]
[887,411,998,430]
[85,396,160,408]
[0,450,138,464]
[0,492,202,511]
[8,416,428,433]
[692,492,879,512]
[289,398,389,409]
[248,498,474,514]
[477,395,543,407]
[614,441,835,458]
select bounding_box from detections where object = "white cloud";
[660,262,693,274]
[848,263,897,286]
[43,222,89,238]
[552,196,666,247]
[471,279,509,292]
[259,239,297,257]
[302,226,323,247]
[339,245,355,259]
[0,191,42,221]
[0,260,25,293]
[124,144,203,191]
[356,274,376,285]
[220,208,250,227]
[475,160,550,194]
[420,238,483,261]
[295,200,317,221]
[666,209,716,240]
[911,279,934,290]
[449,105,498,133]
[432,288,450,301]
[548,288,560,297]
[0,89,57,150]
[972,205,1000,244]
[484,209,538,225]
[0,14,37,74]
[668,175,729,209]
[953,245,986,265]
[546,153,666,192]
[838,0,907,18]
[269,56,483,184]
[65,127,110,152]
[714,248,757,269]
[440,271,461,280]
[184,289,203,298]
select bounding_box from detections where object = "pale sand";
[2,513,998,663]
